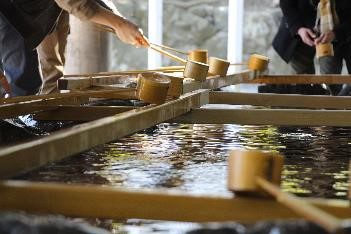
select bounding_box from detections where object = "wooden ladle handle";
[149,45,187,64]
[256,177,343,234]
[150,43,188,55]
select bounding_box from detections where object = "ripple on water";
[19,124,350,200]
[17,124,351,233]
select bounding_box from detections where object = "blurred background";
[65,0,296,75]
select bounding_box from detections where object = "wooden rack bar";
[33,106,136,121]
[173,108,351,126]
[0,180,349,222]
[63,66,185,78]
[58,75,129,90]
[0,90,136,119]
[59,70,253,93]
[249,75,351,84]
[1,69,351,224]
[0,90,209,179]
[182,70,252,94]
[210,92,351,109]
[0,89,136,105]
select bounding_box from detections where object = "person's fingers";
[135,35,150,48]
[141,35,150,47]
[307,40,315,47]
[299,30,315,46]
[306,29,316,39]
[314,36,322,44]
[315,34,329,44]
[321,35,328,44]
[304,36,315,47]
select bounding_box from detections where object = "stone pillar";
[64,17,108,74]
[148,0,163,69]
[227,0,244,64]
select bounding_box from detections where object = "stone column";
[227,0,244,64]
[64,17,108,74]
[148,0,163,69]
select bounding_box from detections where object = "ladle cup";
[228,150,347,234]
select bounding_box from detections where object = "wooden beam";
[58,72,185,99]
[210,92,351,109]
[0,90,209,178]
[0,180,349,222]
[59,70,252,94]
[182,70,252,94]
[203,70,252,89]
[1,89,136,104]
[0,90,136,119]
[248,75,351,84]
[0,94,87,106]
[58,75,133,90]
[33,106,136,121]
[173,108,351,126]
[63,66,185,78]
[0,104,59,119]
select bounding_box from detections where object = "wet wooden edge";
[0,180,349,222]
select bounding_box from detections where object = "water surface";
[18,123,350,233]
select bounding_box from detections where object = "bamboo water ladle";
[136,73,171,105]
[149,45,209,82]
[229,54,270,71]
[228,150,348,234]
[150,45,231,77]
[151,43,270,74]
[150,43,208,64]
[95,24,266,78]
[316,43,334,58]
[208,54,270,77]
[94,25,209,81]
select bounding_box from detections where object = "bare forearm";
[89,6,125,29]
[90,4,149,47]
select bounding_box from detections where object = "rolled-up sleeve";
[55,0,99,20]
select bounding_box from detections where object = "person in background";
[0,0,149,97]
[272,0,351,95]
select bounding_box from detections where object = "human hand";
[297,27,316,47]
[314,31,335,45]
[112,17,149,48]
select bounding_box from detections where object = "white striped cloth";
[316,0,339,34]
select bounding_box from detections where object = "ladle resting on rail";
[151,43,270,76]
[96,24,269,80]
[149,44,209,82]
[151,43,232,76]
[228,150,350,234]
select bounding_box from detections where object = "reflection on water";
[20,124,350,199]
[18,124,350,233]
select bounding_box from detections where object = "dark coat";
[272,0,351,63]
[0,0,114,50]
[0,0,62,50]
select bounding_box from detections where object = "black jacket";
[0,0,112,50]
[0,0,62,50]
[273,0,351,63]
